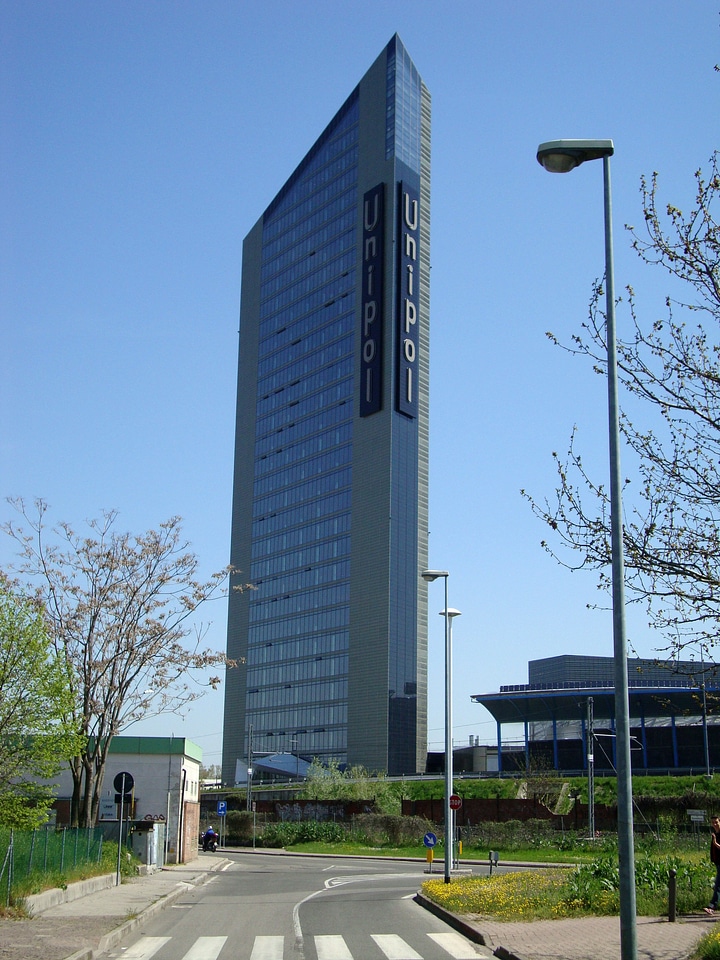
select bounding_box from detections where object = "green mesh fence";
[0,826,105,905]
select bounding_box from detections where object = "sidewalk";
[0,851,715,960]
[418,896,717,960]
[0,853,228,960]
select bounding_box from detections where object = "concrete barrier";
[25,873,116,915]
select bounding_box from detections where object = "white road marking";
[249,935,284,959]
[428,931,489,957]
[315,934,354,959]
[182,936,228,959]
[113,938,171,959]
[371,934,423,959]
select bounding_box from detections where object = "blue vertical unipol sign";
[360,183,384,417]
[397,181,420,418]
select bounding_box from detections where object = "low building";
[473,655,720,774]
[51,736,201,863]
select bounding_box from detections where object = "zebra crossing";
[111,931,491,959]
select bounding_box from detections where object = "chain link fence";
[0,826,105,906]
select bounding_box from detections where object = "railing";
[0,826,104,906]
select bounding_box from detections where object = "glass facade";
[248,95,359,759]
[386,39,422,168]
[223,35,430,781]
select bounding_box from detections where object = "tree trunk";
[68,756,83,828]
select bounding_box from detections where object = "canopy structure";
[473,679,719,725]
[472,657,720,773]
[253,752,312,778]
[234,752,311,784]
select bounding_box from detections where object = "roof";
[106,736,202,762]
[472,679,720,725]
[252,752,311,778]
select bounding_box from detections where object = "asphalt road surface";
[103,852,492,960]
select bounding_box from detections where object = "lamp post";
[289,736,299,781]
[700,647,711,778]
[441,607,462,869]
[246,723,254,813]
[537,138,637,960]
[422,569,454,883]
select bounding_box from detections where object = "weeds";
[422,851,711,920]
[692,929,720,960]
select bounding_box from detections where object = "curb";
[61,861,230,960]
[414,892,490,947]
[414,892,530,960]
[95,877,200,955]
[27,874,116,916]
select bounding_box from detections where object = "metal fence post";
[28,829,36,875]
[668,868,677,922]
[7,831,13,908]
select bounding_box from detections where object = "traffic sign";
[113,771,134,793]
[423,832,437,848]
[217,801,227,817]
[449,794,462,810]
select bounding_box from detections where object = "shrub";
[559,854,709,916]
[258,820,350,848]
[692,929,720,960]
[423,853,712,920]
[225,810,255,845]
[352,815,432,846]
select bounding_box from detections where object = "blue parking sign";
[217,801,227,817]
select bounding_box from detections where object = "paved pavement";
[0,851,715,960]
[0,854,228,960]
[437,905,717,960]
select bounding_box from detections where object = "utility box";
[131,821,165,868]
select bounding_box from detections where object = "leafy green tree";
[0,573,83,828]
[300,760,400,813]
[3,499,239,827]
[525,150,720,662]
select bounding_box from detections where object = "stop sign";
[449,794,462,810]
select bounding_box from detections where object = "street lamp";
[422,569,455,883]
[441,607,461,870]
[289,736,299,781]
[246,722,254,812]
[537,138,637,960]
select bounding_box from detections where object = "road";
[103,851,493,960]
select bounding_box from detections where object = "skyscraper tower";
[222,35,431,782]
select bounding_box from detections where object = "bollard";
[668,868,677,922]
[489,851,499,876]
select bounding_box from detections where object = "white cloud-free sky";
[2,1,718,768]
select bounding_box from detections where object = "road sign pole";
[113,771,134,886]
[115,773,125,886]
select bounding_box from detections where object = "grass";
[421,852,711,921]
[283,839,590,863]
[423,871,579,921]
[691,929,720,960]
[0,843,140,918]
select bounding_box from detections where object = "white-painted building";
[51,736,201,863]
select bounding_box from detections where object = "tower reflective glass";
[222,36,431,782]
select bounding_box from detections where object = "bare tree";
[3,499,237,827]
[524,152,720,660]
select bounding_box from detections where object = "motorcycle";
[202,832,218,852]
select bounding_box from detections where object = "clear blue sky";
[2,1,718,768]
